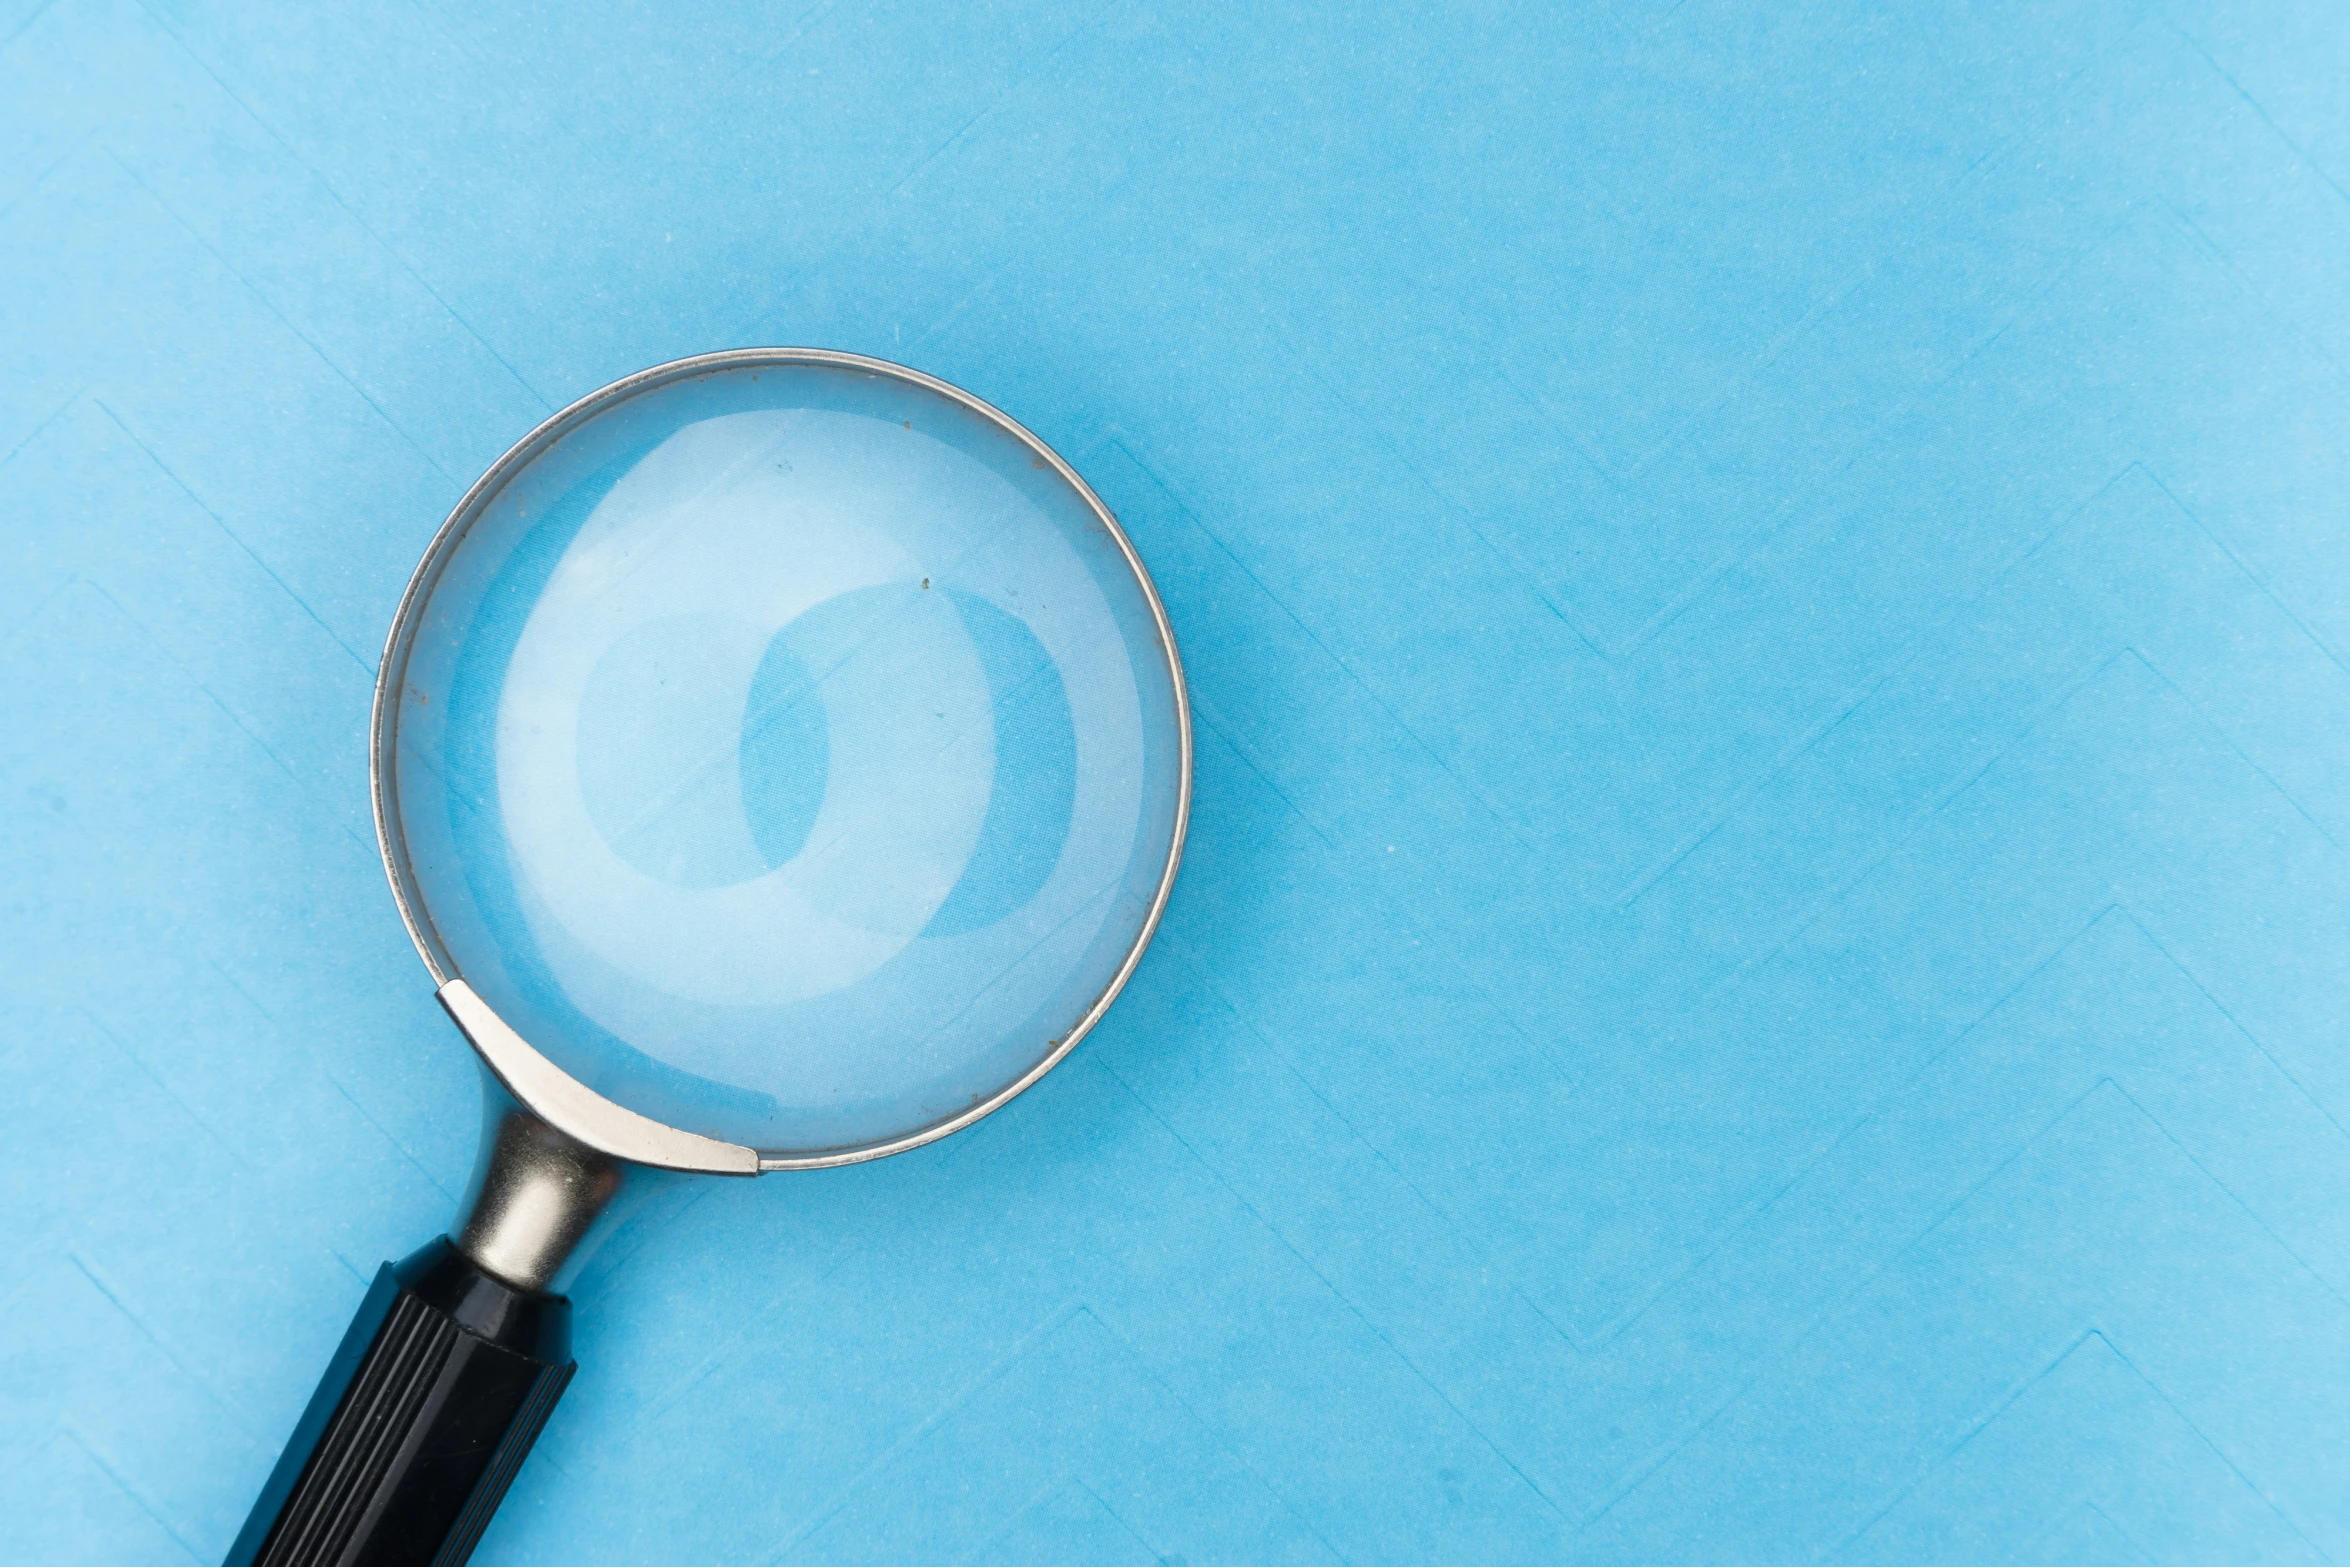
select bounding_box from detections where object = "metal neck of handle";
[455,1074,628,1296]
[435,978,761,1295]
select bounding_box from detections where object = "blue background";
[5,1,2349,1561]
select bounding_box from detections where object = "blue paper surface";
[4,1,2348,1561]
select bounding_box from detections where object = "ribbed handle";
[226,1239,574,1567]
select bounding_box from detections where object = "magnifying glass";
[226,349,1190,1567]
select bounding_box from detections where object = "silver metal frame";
[372,348,1191,1191]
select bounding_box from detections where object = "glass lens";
[385,357,1186,1157]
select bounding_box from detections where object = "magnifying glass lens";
[388,361,1186,1157]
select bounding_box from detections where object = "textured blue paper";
[4,1,2348,1562]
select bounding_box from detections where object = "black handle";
[226,1239,575,1567]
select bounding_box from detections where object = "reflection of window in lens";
[925,591,1077,938]
[739,628,829,872]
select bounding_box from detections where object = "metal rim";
[371,347,1193,1171]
